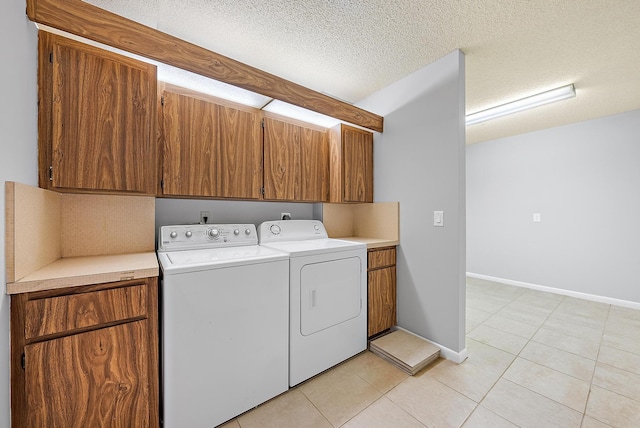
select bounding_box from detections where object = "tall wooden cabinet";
[329,124,374,203]
[38,32,157,194]
[263,116,329,201]
[160,89,263,199]
[367,247,397,337]
[11,278,159,428]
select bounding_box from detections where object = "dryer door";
[299,256,362,335]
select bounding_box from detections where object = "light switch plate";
[533,213,541,222]
[434,211,444,227]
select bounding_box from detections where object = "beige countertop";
[6,252,159,295]
[338,237,399,249]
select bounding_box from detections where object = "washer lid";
[158,245,288,274]
[260,238,365,257]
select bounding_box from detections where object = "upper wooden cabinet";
[160,89,263,199]
[38,32,157,194]
[263,117,329,202]
[329,124,374,203]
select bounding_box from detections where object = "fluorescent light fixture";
[262,100,342,128]
[157,64,272,108]
[466,84,576,126]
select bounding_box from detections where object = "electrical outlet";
[200,211,210,224]
[281,212,291,220]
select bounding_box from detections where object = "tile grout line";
[579,302,612,428]
[468,291,592,426]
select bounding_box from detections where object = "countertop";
[338,237,399,249]
[6,252,159,295]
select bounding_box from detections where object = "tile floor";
[220,277,640,427]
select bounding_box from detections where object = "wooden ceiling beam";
[26,0,383,132]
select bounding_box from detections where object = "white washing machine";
[258,220,367,386]
[157,224,289,428]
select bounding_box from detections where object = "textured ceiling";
[86,0,640,144]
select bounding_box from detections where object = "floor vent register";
[369,329,440,375]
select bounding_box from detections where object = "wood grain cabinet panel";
[25,321,150,428]
[11,278,159,428]
[263,117,329,202]
[263,117,299,200]
[367,247,397,337]
[38,32,157,194]
[217,104,263,199]
[299,127,330,202]
[161,90,263,199]
[162,92,218,197]
[368,247,396,270]
[329,124,373,203]
[25,284,146,339]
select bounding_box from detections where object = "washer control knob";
[170,231,178,239]
[185,231,193,238]
[208,228,220,239]
[314,224,320,231]
[234,229,240,236]
[245,228,252,235]
[270,224,281,235]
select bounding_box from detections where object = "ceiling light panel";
[466,84,576,126]
[262,100,342,128]
[157,64,272,108]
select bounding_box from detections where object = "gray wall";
[1,2,39,424]
[155,198,316,229]
[358,51,466,353]
[467,109,640,304]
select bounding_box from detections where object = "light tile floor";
[220,277,640,427]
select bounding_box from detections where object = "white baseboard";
[467,272,640,310]
[392,326,468,364]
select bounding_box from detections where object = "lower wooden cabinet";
[11,278,159,428]
[367,247,397,337]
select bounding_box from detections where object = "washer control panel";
[158,224,257,251]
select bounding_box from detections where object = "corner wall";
[1,2,39,424]
[357,51,466,354]
[467,109,640,305]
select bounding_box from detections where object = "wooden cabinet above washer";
[160,89,263,199]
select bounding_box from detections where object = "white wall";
[467,109,640,305]
[358,51,466,354]
[1,1,39,425]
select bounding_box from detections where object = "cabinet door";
[343,126,374,202]
[299,127,329,201]
[162,91,218,196]
[162,92,263,198]
[264,117,329,202]
[368,266,396,337]
[263,117,299,200]
[217,104,263,199]
[25,321,150,427]
[48,34,156,193]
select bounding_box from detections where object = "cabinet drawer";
[25,284,147,340]
[368,247,396,270]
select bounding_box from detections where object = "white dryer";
[258,220,367,386]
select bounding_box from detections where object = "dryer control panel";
[258,220,328,243]
[158,224,257,252]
